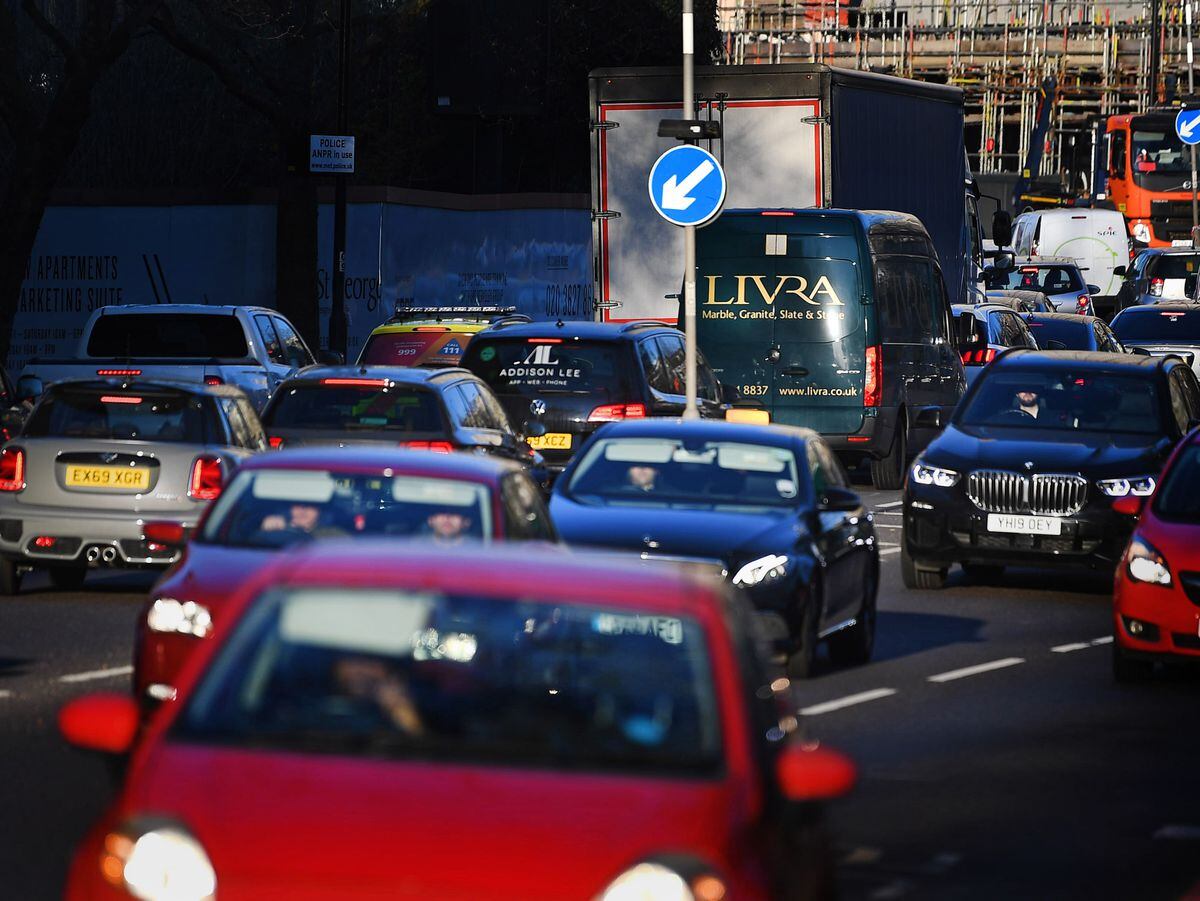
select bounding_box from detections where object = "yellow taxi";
[357,305,519,368]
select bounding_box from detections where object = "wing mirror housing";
[1087,284,1101,296]
[817,486,861,512]
[1112,495,1145,517]
[992,210,1014,248]
[776,743,857,802]
[59,692,139,755]
[914,407,943,429]
[719,382,740,404]
[317,350,345,366]
[1114,265,1128,277]
[1128,346,1152,357]
[956,311,982,348]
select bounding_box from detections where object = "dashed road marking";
[927,657,1025,683]
[800,687,897,716]
[873,523,903,529]
[58,666,133,684]
[879,547,902,556]
[1091,636,1113,645]
[1155,824,1200,841]
[875,500,904,509]
[1051,642,1092,653]
[0,690,11,699]
[870,879,913,900]
[874,510,903,516]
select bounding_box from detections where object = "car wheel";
[0,558,23,596]
[961,562,1004,584]
[1112,641,1153,683]
[870,415,907,490]
[48,566,87,591]
[828,564,877,667]
[901,544,947,590]
[786,583,822,679]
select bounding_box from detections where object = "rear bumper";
[0,505,197,568]
[823,407,897,460]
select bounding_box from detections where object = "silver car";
[0,379,266,594]
[986,256,1097,314]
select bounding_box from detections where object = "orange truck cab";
[1106,111,1197,248]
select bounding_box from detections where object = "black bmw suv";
[461,319,724,472]
[903,349,1200,588]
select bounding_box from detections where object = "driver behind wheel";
[1012,388,1043,419]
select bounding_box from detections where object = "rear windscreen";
[1147,256,1200,279]
[1024,318,1089,349]
[999,266,1084,294]
[1112,309,1200,342]
[26,390,219,443]
[359,332,471,367]
[265,384,446,432]
[87,314,249,358]
[465,339,631,401]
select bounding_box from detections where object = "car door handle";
[781,366,809,378]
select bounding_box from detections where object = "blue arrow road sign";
[1176,109,1200,146]
[648,145,727,227]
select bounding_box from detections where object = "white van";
[1010,209,1130,313]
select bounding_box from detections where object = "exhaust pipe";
[101,547,118,565]
[85,547,101,564]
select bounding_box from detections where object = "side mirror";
[977,266,995,284]
[1128,346,1152,357]
[955,311,981,348]
[1,407,25,438]
[1114,265,1128,277]
[523,420,547,439]
[1186,274,1199,299]
[15,375,42,404]
[59,692,139,754]
[914,407,943,429]
[991,251,1015,273]
[142,520,187,550]
[1087,284,1101,296]
[1045,340,1068,351]
[776,743,857,802]
[1111,495,1145,517]
[719,383,740,404]
[817,486,861,512]
[992,210,1014,248]
[317,351,345,366]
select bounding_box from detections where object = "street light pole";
[329,0,352,359]
[682,0,699,420]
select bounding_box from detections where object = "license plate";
[986,513,1062,536]
[64,464,150,491]
[527,433,572,451]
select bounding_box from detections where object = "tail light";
[960,347,998,366]
[864,346,882,407]
[203,375,223,386]
[268,436,284,449]
[188,456,223,501]
[0,447,25,492]
[403,440,454,453]
[1150,278,1164,297]
[96,369,141,377]
[1076,295,1091,315]
[587,403,648,422]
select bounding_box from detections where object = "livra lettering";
[703,273,844,307]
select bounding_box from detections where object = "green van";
[694,209,974,489]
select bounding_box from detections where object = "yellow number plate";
[527,433,572,451]
[64,465,150,491]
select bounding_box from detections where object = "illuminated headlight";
[147,598,213,638]
[910,462,960,488]
[600,863,693,901]
[101,823,216,901]
[1126,536,1172,587]
[1098,475,1156,497]
[732,554,789,587]
[1132,221,1152,244]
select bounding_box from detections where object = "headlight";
[101,823,216,901]
[147,598,213,638]
[1126,536,1171,587]
[1132,221,1152,243]
[1098,475,1156,497]
[732,554,789,587]
[599,863,693,901]
[910,462,960,488]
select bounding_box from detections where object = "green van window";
[875,255,937,342]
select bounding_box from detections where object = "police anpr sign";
[647,145,727,227]
[310,135,355,173]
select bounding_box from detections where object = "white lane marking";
[1091,636,1113,645]
[874,510,903,516]
[870,879,912,900]
[0,690,11,699]
[1155,824,1200,841]
[1051,642,1092,653]
[879,547,902,556]
[927,657,1025,683]
[58,665,133,684]
[873,523,903,529]
[875,500,903,509]
[800,687,897,716]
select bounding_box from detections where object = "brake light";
[403,440,454,453]
[1150,278,1164,297]
[268,436,284,449]
[33,536,55,548]
[321,378,390,387]
[528,338,563,344]
[760,210,795,216]
[1076,295,1091,314]
[100,395,141,405]
[587,403,648,422]
[204,375,223,386]
[960,348,998,366]
[864,346,882,408]
[0,448,25,492]
[188,456,223,501]
[96,369,140,377]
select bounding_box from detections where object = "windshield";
[997,265,1084,294]
[466,338,632,402]
[200,469,492,549]
[1131,122,1189,174]
[1112,309,1200,343]
[265,384,446,432]
[1154,444,1200,522]
[87,314,249,358]
[1024,318,1090,350]
[958,370,1162,435]
[174,587,722,776]
[568,437,804,509]
[26,389,219,443]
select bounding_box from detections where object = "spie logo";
[522,344,559,366]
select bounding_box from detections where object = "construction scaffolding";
[718,0,1194,193]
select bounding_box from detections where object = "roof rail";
[618,319,671,333]
[488,314,535,329]
[387,303,516,323]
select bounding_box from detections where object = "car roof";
[994,348,1163,371]
[237,446,523,479]
[44,378,248,399]
[96,304,271,316]
[257,541,730,619]
[1116,302,1200,314]
[954,303,1010,318]
[279,365,476,385]
[473,319,680,341]
[1026,208,1124,221]
[1014,256,1081,267]
[587,417,817,446]
[369,321,492,335]
[1139,247,1200,257]
[1020,311,1097,325]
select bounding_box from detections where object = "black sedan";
[903,350,1200,588]
[1020,312,1127,353]
[549,418,878,678]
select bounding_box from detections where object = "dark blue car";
[549,418,879,677]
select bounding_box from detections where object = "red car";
[1112,430,1200,680]
[63,544,854,901]
[134,448,555,702]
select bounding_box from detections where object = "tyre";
[828,564,877,667]
[870,415,907,490]
[48,566,87,591]
[786,584,822,679]
[901,544,948,590]
[0,558,22,596]
[961,562,1004,584]
[1112,641,1153,683]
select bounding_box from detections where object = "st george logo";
[522,345,560,366]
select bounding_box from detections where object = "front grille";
[1172,632,1200,651]
[1150,201,1199,241]
[966,470,1088,516]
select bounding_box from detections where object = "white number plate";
[986,513,1063,536]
